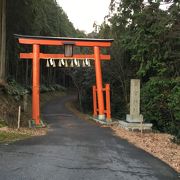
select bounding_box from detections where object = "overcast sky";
[57,0,172,33]
[57,0,111,33]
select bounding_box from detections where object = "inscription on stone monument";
[126,79,143,123]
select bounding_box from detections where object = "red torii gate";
[15,34,113,126]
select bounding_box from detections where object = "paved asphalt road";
[0,95,179,180]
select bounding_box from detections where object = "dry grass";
[111,124,180,173]
[0,91,66,127]
[0,91,65,143]
[0,127,47,143]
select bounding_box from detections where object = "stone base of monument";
[118,120,152,131]
[89,116,116,125]
[126,114,143,123]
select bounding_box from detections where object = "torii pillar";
[32,44,40,124]
[94,46,105,120]
[15,34,113,125]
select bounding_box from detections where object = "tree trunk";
[0,0,6,85]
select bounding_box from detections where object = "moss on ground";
[0,131,30,143]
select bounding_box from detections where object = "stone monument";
[126,79,143,123]
[119,79,152,131]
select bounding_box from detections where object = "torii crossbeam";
[15,34,113,126]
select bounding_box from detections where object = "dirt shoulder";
[111,124,180,173]
[0,127,47,144]
[66,100,180,173]
[0,91,65,144]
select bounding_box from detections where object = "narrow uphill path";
[0,95,178,180]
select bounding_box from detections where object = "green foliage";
[40,85,50,93]
[6,0,81,87]
[52,84,66,91]
[0,119,7,128]
[5,79,28,100]
[67,68,96,112]
[108,0,180,78]
[141,78,180,137]
[172,131,180,144]
[0,131,30,143]
[40,84,66,93]
[98,0,180,140]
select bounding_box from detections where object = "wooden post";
[141,121,143,136]
[93,85,97,117]
[32,44,40,125]
[105,84,111,121]
[17,106,21,129]
[94,46,105,120]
